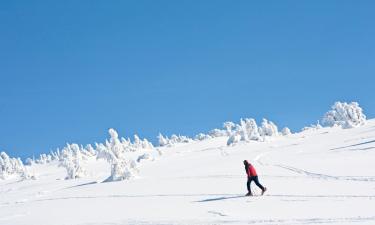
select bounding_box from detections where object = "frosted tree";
[227,134,241,146]
[239,119,250,141]
[134,134,141,147]
[59,143,86,179]
[244,118,261,141]
[158,133,169,147]
[82,144,96,157]
[159,134,193,146]
[169,134,180,144]
[194,133,211,141]
[258,119,279,137]
[236,118,261,141]
[97,128,138,182]
[177,135,193,143]
[223,121,236,136]
[281,127,292,136]
[208,129,227,137]
[50,149,61,161]
[138,136,154,149]
[36,154,53,164]
[322,102,366,128]
[0,151,29,180]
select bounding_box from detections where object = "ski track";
[3,193,373,206]
[78,215,375,225]
[330,140,375,150]
[274,164,375,182]
[207,210,228,217]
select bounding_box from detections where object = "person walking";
[243,160,267,196]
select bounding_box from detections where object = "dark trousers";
[247,176,265,193]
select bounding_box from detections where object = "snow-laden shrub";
[258,119,279,137]
[223,121,236,136]
[81,144,97,157]
[157,133,194,147]
[302,123,323,131]
[59,144,86,179]
[322,102,366,129]
[194,133,211,141]
[0,152,29,180]
[171,134,193,144]
[120,135,154,152]
[229,118,260,142]
[158,133,169,147]
[208,129,227,137]
[241,118,261,141]
[97,128,138,182]
[226,118,280,146]
[281,127,292,136]
[227,134,241,146]
[133,135,154,150]
[36,153,53,164]
[25,157,34,166]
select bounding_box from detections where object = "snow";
[1,118,375,225]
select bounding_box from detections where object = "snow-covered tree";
[158,133,193,147]
[194,133,211,141]
[302,123,323,131]
[97,128,138,182]
[36,154,53,164]
[244,118,261,141]
[158,133,169,147]
[227,134,241,146]
[233,118,261,142]
[226,118,281,145]
[322,101,366,129]
[223,121,236,136]
[208,129,227,138]
[281,127,292,136]
[82,144,97,157]
[0,151,29,180]
[59,143,86,179]
[258,119,279,137]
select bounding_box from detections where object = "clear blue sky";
[1,1,374,159]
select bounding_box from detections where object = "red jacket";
[246,164,258,177]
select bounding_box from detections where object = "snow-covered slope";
[1,119,375,225]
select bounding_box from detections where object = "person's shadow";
[197,195,245,202]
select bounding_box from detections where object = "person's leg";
[246,177,252,195]
[253,176,265,191]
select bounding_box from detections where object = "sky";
[0,1,374,159]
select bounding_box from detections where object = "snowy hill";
[1,118,375,225]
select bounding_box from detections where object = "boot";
[261,187,267,195]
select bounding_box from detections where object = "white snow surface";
[1,120,375,225]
